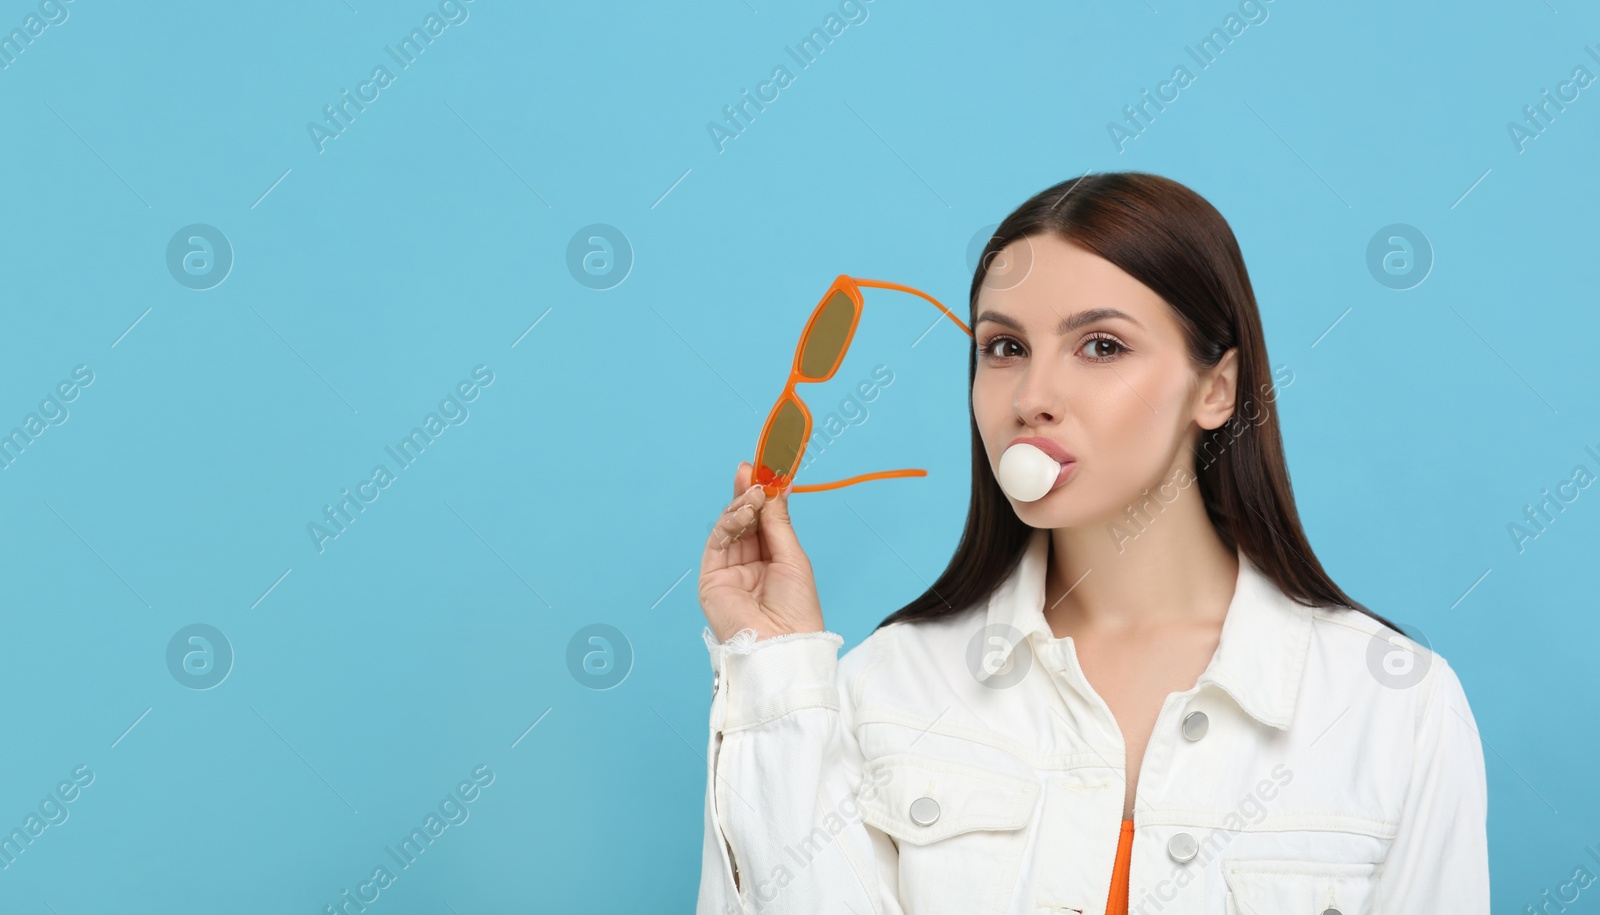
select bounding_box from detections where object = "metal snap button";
[1322,910,1342,915]
[909,796,941,826]
[712,669,720,697]
[1181,710,1209,741]
[1167,831,1198,863]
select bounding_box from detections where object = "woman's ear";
[1193,348,1240,431]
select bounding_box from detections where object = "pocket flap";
[859,753,1039,846]
[1222,858,1381,915]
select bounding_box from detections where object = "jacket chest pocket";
[859,753,1039,915]
[1222,858,1381,915]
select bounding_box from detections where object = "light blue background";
[1,0,1595,911]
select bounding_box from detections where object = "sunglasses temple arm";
[788,468,929,494]
[849,278,973,337]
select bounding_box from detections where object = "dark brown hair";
[877,172,1402,635]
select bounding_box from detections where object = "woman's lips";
[1051,459,1077,491]
[1005,436,1078,495]
[1008,436,1076,464]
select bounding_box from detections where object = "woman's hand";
[698,461,825,643]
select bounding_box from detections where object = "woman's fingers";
[753,480,804,566]
[712,478,766,551]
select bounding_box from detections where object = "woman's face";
[971,233,1236,529]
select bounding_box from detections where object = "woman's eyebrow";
[974,307,1144,334]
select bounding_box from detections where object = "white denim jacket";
[695,528,1489,915]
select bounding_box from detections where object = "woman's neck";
[1042,484,1238,635]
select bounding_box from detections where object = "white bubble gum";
[997,442,1059,502]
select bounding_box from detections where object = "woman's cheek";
[972,387,1008,450]
[1089,390,1171,478]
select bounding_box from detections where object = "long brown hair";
[877,172,1402,634]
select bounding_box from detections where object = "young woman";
[694,172,1489,915]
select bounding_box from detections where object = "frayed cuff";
[703,625,838,655]
[701,625,761,654]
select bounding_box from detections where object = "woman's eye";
[978,337,1023,359]
[978,334,1127,362]
[1078,335,1127,362]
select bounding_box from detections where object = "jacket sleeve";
[695,626,903,915]
[1374,657,1490,912]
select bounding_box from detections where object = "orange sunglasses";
[753,275,973,498]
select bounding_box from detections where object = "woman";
[694,172,1489,915]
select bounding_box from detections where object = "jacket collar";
[975,527,1313,730]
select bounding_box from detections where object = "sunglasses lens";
[797,290,857,381]
[756,397,807,484]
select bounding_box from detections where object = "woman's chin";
[1009,493,1076,527]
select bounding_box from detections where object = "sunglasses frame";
[753,274,974,497]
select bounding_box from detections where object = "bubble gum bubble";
[997,442,1059,502]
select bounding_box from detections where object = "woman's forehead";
[976,237,1169,331]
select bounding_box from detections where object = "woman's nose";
[1012,364,1063,426]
